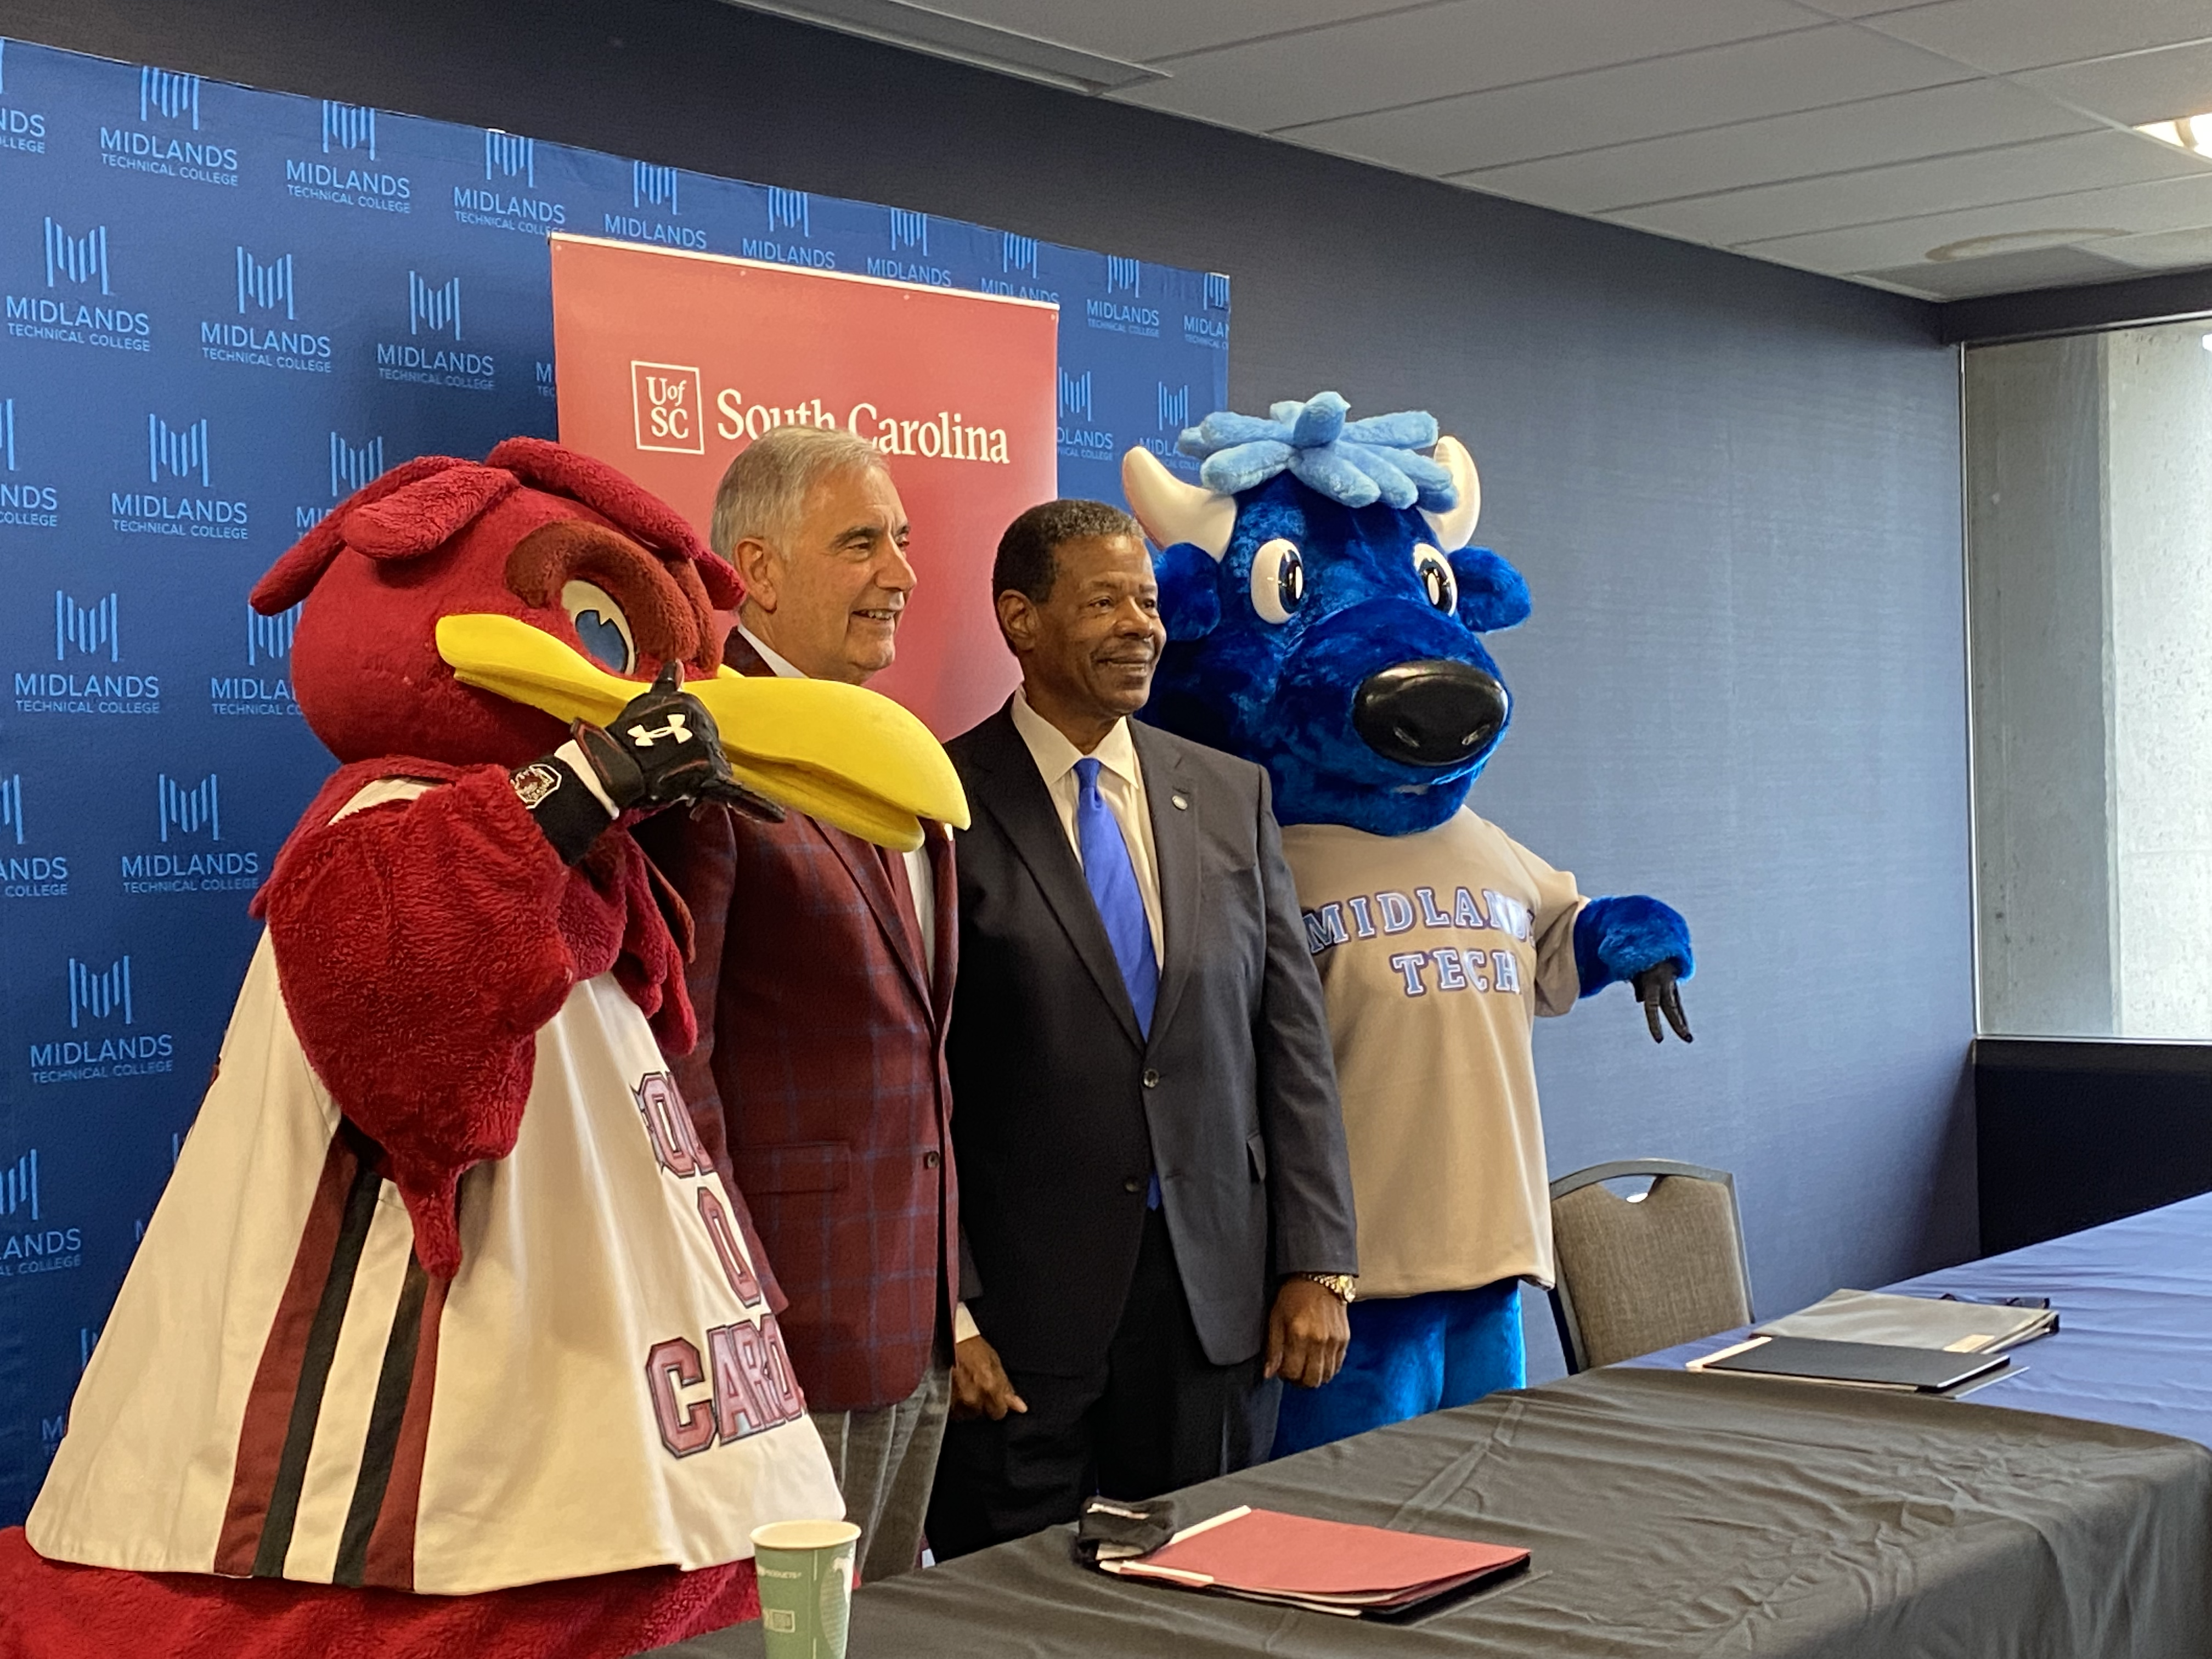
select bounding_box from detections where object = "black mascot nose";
[1352,659,1509,768]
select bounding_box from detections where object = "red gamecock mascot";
[0,438,966,1659]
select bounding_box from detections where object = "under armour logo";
[626,714,691,747]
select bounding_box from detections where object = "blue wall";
[5,0,1972,1419]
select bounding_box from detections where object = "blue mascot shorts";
[1272,1278,1524,1458]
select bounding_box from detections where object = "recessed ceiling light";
[2201,334,2212,353]
[1924,229,2121,262]
[2136,113,2212,158]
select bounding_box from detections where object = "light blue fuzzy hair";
[1175,391,1459,512]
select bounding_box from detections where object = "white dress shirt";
[735,622,936,980]
[1006,689,1164,969]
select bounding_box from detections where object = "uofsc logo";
[455,131,567,236]
[286,100,410,212]
[122,771,261,893]
[375,272,493,390]
[1,774,70,899]
[0,397,61,528]
[0,1146,81,1280]
[97,67,238,187]
[0,41,50,154]
[112,413,250,539]
[633,362,706,455]
[200,245,334,374]
[15,591,160,716]
[29,950,176,1086]
[4,217,153,353]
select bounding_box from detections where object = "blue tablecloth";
[1637,1189,2212,1448]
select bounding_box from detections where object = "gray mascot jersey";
[1282,807,1584,1300]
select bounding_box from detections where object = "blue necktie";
[1073,757,1158,1037]
[1074,757,1161,1209]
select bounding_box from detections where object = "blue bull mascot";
[1121,393,1694,1453]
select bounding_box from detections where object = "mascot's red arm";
[257,764,587,1279]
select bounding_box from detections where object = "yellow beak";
[435,612,969,851]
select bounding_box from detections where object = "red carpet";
[0,1528,757,1659]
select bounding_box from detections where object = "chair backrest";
[1548,1160,1751,1373]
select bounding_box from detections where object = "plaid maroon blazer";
[639,634,961,1415]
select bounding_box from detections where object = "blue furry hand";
[1573,895,1694,1044]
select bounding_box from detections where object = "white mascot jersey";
[29,782,842,1594]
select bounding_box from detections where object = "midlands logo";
[97,67,238,186]
[980,232,1054,304]
[455,131,567,236]
[1,774,69,899]
[200,246,333,373]
[1138,383,1200,475]
[286,99,410,212]
[1087,255,1160,337]
[5,218,153,352]
[0,397,61,528]
[633,362,706,455]
[113,413,250,538]
[30,951,175,1085]
[213,601,302,717]
[1185,270,1230,348]
[296,431,383,529]
[16,591,160,716]
[1057,368,1113,462]
[0,41,49,154]
[742,188,836,270]
[867,209,951,287]
[122,772,261,893]
[0,1147,81,1280]
[605,161,703,250]
[375,273,493,390]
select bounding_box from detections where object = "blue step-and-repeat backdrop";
[0,35,1230,1526]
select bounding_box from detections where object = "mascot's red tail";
[0,1527,758,1659]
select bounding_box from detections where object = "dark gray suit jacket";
[945,703,1357,1378]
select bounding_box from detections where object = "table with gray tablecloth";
[648,1362,2212,1659]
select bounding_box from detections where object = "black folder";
[1698,1335,2010,1393]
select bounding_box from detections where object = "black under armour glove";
[510,662,780,864]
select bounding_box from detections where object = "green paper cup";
[753,1518,861,1659]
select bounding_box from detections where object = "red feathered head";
[252,437,740,768]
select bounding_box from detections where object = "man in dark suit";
[926,499,1358,1559]
[642,426,960,1585]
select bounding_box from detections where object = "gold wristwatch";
[1299,1272,1358,1305]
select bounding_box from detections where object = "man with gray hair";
[640,424,964,1582]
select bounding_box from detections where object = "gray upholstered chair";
[1548,1160,1752,1373]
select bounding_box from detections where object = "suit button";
[923,1150,940,1169]
[1142,1069,1160,1089]
[1123,1177,1144,1194]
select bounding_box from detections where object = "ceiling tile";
[1851,243,2141,297]
[1275,24,1969,176]
[1607,129,2209,246]
[1110,0,1821,134]
[1731,170,2212,270]
[1449,79,2095,215]
[915,0,1414,67]
[1856,0,2212,76]
[2091,223,2212,267]
[2017,40,2212,127]
[1788,1,1949,17]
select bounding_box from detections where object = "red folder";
[1099,1506,1528,1617]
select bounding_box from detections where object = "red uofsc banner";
[549,233,1057,736]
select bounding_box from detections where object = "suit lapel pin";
[1171,792,1189,811]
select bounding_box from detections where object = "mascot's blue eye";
[1413,544,1457,614]
[559,579,636,673]
[1250,538,1305,626]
